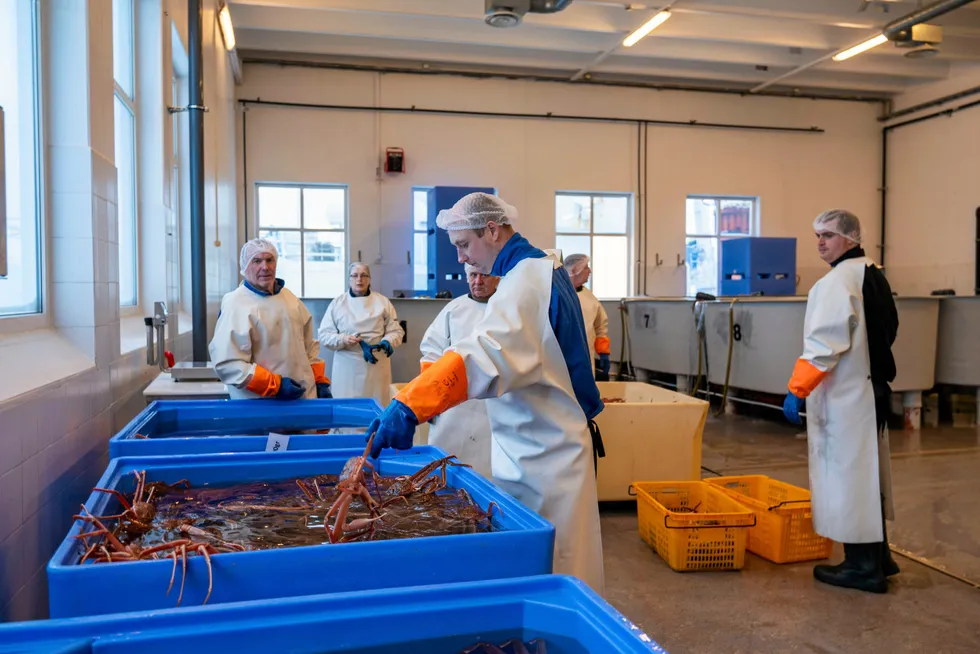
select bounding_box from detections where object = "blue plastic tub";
[0,575,666,653]
[47,447,555,619]
[108,398,382,458]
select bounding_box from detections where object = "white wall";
[237,65,883,297]
[885,64,980,296]
[0,0,238,621]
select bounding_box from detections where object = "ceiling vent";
[485,0,575,28]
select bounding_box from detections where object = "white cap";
[240,238,278,275]
[436,193,518,231]
[813,209,862,244]
[563,253,589,277]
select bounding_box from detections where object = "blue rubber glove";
[275,376,306,401]
[316,382,332,399]
[783,392,805,425]
[359,340,379,364]
[368,399,419,458]
[598,353,611,375]
[373,340,394,358]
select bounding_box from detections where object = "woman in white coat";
[318,263,404,407]
[418,264,499,478]
[783,209,899,594]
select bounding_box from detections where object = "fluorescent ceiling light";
[218,4,236,52]
[623,10,671,48]
[832,34,888,62]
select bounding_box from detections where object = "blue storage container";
[427,186,496,298]
[0,575,667,653]
[47,447,555,618]
[108,398,382,458]
[719,237,797,297]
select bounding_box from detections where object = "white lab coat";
[452,257,604,593]
[802,256,894,544]
[318,291,404,407]
[209,282,320,400]
[419,295,492,478]
[576,287,609,377]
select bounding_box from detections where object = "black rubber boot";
[813,543,888,594]
[881,530,900,577]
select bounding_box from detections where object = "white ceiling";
[227,0,980,98]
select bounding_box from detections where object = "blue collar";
[349,287,372,298]
[490,233,546,277]
[244,278,285,296]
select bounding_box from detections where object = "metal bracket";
[168,104,210,114]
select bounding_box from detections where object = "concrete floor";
[600,415,980,653]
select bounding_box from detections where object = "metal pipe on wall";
[188,0,208,361]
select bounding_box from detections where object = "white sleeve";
[208,299,257,388]
[382,298,405,348]
[801,276,858,374]
[318,300,348,351]
[451,272,546,401]
[420,304,452,364]
[301,303,323,368]
[595,301,609,341]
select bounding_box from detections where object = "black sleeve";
[863,265,899,388]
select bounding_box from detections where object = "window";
[0,0,42,317]
[113,0,138,307]
[256,184,347,298]
[555,192,631,298]
[413,188,430,291]
[685,195,757,296]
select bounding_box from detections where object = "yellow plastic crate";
[706,475,834,564]
[632,481,755,572]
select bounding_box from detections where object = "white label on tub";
[265,432,290,452]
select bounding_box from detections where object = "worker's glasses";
[349,274,370,280]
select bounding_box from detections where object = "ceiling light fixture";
[218,4,236,52]
[832,34,888,61]
[622,10,671,48]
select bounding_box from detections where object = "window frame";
[113,0,140,313]
[684,194,759,297]
[554,190,634,298]
[0,0,45,329]
[254,182,350,298]
[412,186,431,292]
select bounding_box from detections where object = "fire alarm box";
[384,147,405,174]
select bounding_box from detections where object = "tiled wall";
[0,346,181,621]
[0,0,235,621]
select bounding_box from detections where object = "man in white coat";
[365,193,606,594]
[783,209,900,594]
[209,238,331,401]
[318,263,404,407]
[418,264,499,478]
[563,254,611,379]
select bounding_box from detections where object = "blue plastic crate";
[719,237,797,297]
[0,575,666,653]
[108,398,382,458]
[47,447,555,618]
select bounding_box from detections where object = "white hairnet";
[436,193,518,231]
[813,209,862,244]
[349,262,371,277]
[240,238,278,275]
[563,253,590,277]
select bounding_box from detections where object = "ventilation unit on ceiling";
[484,0,575,28]
[892,23,943,58]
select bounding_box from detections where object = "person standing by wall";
[318,263,404,407]
[783,209,900,594]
